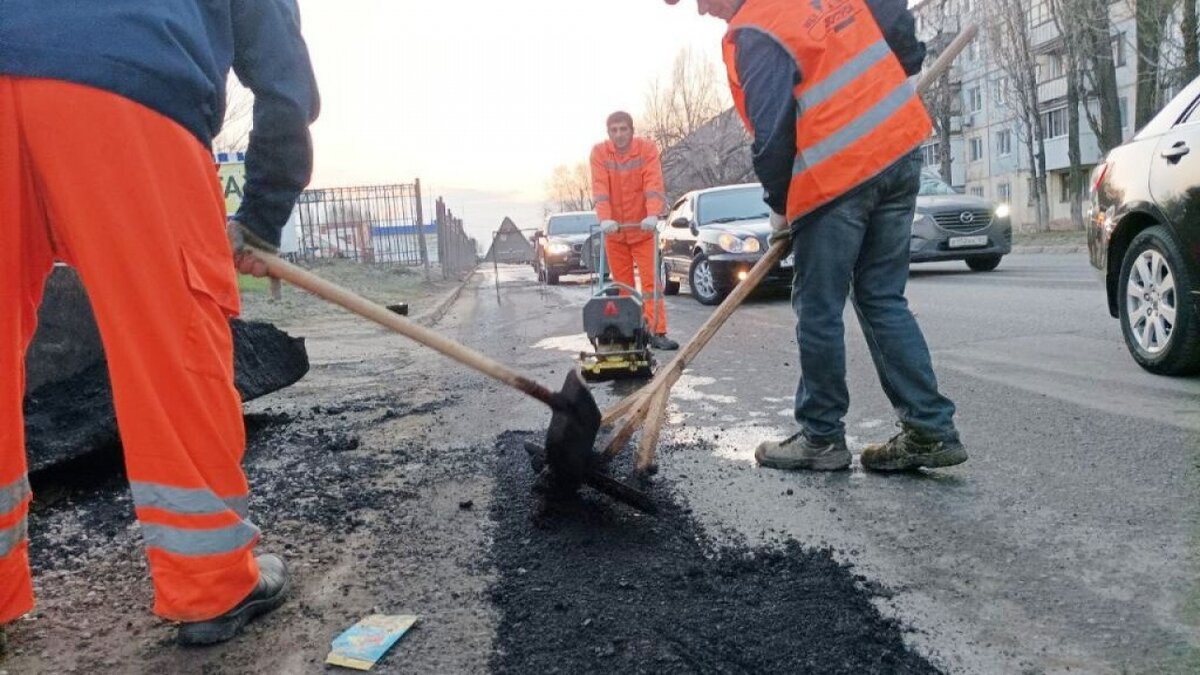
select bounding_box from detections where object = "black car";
[660,183,794,305]
[1088,75,1200,375]
[533,211,597,284]
[912,170,1012,270]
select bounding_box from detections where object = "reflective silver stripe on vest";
[0,517,28,558]
[794,80,917,172]
[594,195,610,203]
[798,40,891,110]
[130,481,244,517]
[141,521,260,557]
[223,496,250,519]
[605,159,644,172]
[644,191,666,203]
[0,476,31,515]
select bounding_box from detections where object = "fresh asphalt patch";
[489,431,939,675]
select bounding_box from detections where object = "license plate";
[948,235,988,249]
[780,253,795,268]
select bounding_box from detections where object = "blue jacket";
[731,0,926,217]
[0,0,321,246]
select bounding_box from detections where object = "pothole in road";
[488,430,939,674]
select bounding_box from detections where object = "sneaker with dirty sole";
[178,554,289,646]
[649,334,679,350]
[755,432,850,471]
[860,427,967,472]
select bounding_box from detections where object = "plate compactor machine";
[577,226,657,382]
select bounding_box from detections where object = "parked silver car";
[911,170,1013,271]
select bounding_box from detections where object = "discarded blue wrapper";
[326,614,419,671]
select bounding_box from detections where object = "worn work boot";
[860,425,968,472]
[649,334,679,350]
[177,554,289,646]
[755,432,851,471]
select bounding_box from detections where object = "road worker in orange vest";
[1,1,318,648]
[590,111,679,351]
[666,0,966,472]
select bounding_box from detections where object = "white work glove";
[600,219,619,234]
[768,210,790,243]
[640,216,659,232]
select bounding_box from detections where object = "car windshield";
[696,186,768,226]
[919,171,959,196]
[546,213,598,236]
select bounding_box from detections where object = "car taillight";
[1090,162,1110,195]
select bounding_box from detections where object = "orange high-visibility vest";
[590,137,667,242]
[722,0,932,223]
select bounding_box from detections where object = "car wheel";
[689,254,726,306]
[966,254,1002,272]
[1117,225,1200,376]
[662,260,680,296]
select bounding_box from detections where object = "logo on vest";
[803,0,862,41]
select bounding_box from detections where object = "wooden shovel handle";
[247,246,558,408]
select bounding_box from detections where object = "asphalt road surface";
[498,252,1200,674]
[8,253,1197,674]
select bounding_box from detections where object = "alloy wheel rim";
[1125,249,1177,355]
[693,260,716,299]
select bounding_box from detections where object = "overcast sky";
[294,0,728,243]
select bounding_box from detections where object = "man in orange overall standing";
[590,111,679,351]
[0,0,319,648]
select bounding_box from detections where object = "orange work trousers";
[604,230,667,335]
[0,78,260,623]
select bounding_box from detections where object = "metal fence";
[294,180,477,278]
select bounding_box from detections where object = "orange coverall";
[1,79,260,623]
[590,137,669,335]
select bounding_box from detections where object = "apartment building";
[910,0,1150,230]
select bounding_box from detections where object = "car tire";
[1117,226,1200,376]
[966,254,1002,272]
[689,254,727,306]
[662,260,680,296]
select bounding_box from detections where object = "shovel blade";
[543,369,601,488]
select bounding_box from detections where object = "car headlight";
[994,203,1011,219]
[545,241,571,255]
[717,233,760,253]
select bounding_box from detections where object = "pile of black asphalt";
[488,431,940,675]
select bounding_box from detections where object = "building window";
[1047,52,1065,79]
[1112,33,1126,67]
[970,186,985,198]
[1119,97,1129,129]
[921,142,941,166]
[969,136,984,162]
[994,77,1008,105]
[996,129,1013,156]
[998,182,1012,204]
[1059,173,1071,203]
[968,40,979,61]
[1041,107,1068,138]
[968,86,983,113]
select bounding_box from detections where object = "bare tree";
[987,0,1051,229]
[545,162,594,213]
[1185,0,1199,81]
[1050,0,1089,228]
[1049,0,1123,153]
[918,5,964,183]
[1132,0,1179,129]
[212,77,253,154]
[638,47,751,197]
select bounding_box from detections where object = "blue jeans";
[790,151,958,442]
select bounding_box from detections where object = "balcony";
[1038,77,1068,103]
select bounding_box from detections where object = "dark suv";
[1088,76,1200,375]
[533,211,597,284]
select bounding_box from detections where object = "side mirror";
[670,217,691,229]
